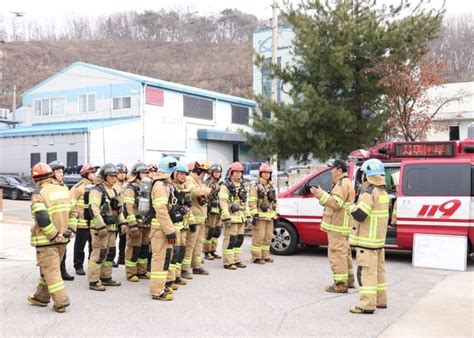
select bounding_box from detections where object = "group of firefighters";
[26,158,279,312]
[26,155,389,315]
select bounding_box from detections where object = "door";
[397,161,472,249]
[30,153,41,168]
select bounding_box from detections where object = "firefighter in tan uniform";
[348,159,389,314]
[249,163,279,264]
[70,164,98,275]
[166,161,196,289]
[27,163,77,313]
[219,162,249,270]
[122,162,151,282]
[182,161,212,278]
[49,160,75,281]
[311,159,355,293]
[203,163,223,260]
[149,156,178,301]
[88,163,126,291]
[114,163,128,266]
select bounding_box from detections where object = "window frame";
[183,95,214,121]
[33,96,67,117]
[112,96,132,111]
[77,93,96,114]
[231,105,250,126]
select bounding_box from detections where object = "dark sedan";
[63,174,82,189]
[0,175,36,200]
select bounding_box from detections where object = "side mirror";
[302,183,311,195]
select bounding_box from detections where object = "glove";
[166,232,177,245]
[223,219,231,227]
[129,226,140,237]
[97,228,108,238]
[251,215,259,226]
[63,229,74,239]
[189,224,197,233]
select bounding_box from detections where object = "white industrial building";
[0,62,257,174]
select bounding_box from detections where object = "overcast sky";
[1,0,470,31]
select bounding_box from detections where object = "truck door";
[396,160,472,249]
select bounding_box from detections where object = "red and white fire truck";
[272,138,474,255]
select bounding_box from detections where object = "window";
[30,153,41,167]
[183,95,213,120]
[449,126,460,141]
[231,105,249,125]
[67,152,78,168]
[46,152,57,163]
[402,163,471,196]
[78,94,95,113]
[295,169,332,195]
[113,96,132,110]
[33,97,66,117]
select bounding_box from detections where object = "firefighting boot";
[152,291,173,301]
[253,259,266,265]
[75,268,86,276]
[235,262,247,268]
[211,251,222,259]
[192,267,210,275]
[181,270,193,280]
[128,275,139,282]
[264,258,274,263]
[175,277,188,286]
[376,304,388,309]
[138,272,150,279]
[166,281,179,291]
[89,281,106,291]
[204,252,215,260]
[53,306,67,313]
[224,264,237,270]
[112,261,119,268]
[350,306,374,314]
[100,278,121,286]
[27,295,48,307]
[325,283,348,293]
[164,285,174,294]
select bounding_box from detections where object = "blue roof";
[197,129,246,143]
[0,117,139,138]
[23,62,256,108]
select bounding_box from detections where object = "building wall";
[89,120,142,168]
[0,133,85,174]
[22,64,142,125]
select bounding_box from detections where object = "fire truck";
[272,138,474,255]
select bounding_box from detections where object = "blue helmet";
[174,161,189,175]
[361,159,385,177]
[158,156,178,174]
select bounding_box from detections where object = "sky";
[1,0,471,30]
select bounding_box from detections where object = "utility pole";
[271,0,279,190]
[12,85,16,125]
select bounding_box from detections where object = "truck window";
[403,163,471,196]
[471,167,474,196]
[295,169,333,195]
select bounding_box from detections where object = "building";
[0,62,257,174]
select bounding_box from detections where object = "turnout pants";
[33,245,70,309]
[149,228,172,297]
[327,232,354,286]
[222,223,238,266]
[204,213,220,253]
[251,219,274,260]
[175,229,187,278]
[125,227,150,279]
[234,222,245,263]
[73,228,92,270]
[356,248,387,310]
[167,228,184,282]
[88,231,117,283]
[182,224,204,270]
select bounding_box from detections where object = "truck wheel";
[271,220,299,255]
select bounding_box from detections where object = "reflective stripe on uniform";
[321,221,350,235]
[42,223,56,235]
[194,215,206,224]
[125,260,137,268]
[150,271,168,280]
[47,280,65,294]
[32,203,47,213]
[137,258,148,265]
[333,273,349,281]
[123,197,135,205]
[377,283,387,291]
[357,201,371,215]
[349,235,385,248]
[319,192,329,204]
[359,286,377,295]
[261,245,270,251]
[31,235,51,246]
[251,245,261,252]
[153,197,168,206]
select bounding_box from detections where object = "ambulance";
[272,138,474,255]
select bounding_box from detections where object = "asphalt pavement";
[1,199,473,337]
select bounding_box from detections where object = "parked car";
[63,174,82,189]
[8,175,36,188]
[0,175,35,200]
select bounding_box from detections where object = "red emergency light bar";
[393,141,456,157]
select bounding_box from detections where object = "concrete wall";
[0,133,85,175]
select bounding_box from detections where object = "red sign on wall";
[146,87,164,106]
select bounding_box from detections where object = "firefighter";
[348,159,389,314]
[27,162,77,313]
[182,161,212,278]
[49,160,75,281]
[203,163,223,260]
[249,163,279,264]
[122,162,151,282]
[219,162,249,270]
[70,164,98,276]
[310,159,355,293]
[88,163,126,291]
[149,156,178,301]
[114,163,128,266]
[167,161,196,289]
